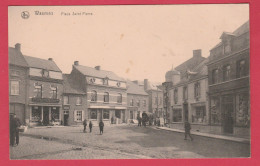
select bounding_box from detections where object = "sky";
[8,5,249,82]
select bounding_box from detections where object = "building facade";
[126,81,149,121]
[9,44,29,125]
[69,62,127,126]
[207,21,250,136]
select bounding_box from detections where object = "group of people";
[83,119,104,135]
[10,114,21,147]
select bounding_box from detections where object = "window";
[210,97,221,125]
[154,97,158,105]
[51,107,59,121]
[90,110,97,119]
[103,110,109,119]
[63,96,69,105]
[76,96,82,105]
[212,69,219,84]
[50,85,57,99]
[237,60,246,78]
[183,86,188,101]
[174,88,178,104]
[172,108,182,122]
[103,78,108,85]
[143,100,146,107]
[42,69,49,77]
[10,70,20,76]
[31,106,41,122]
[35,83,42,98]
[194,82,201,99]
[76,111,82,121]
[104,92,109,103]
[117,93,122,103]
[115,110,121,118]
[130,99,134,106]
[10,80,19,95]
[223,65,231,81]
[236,93,249,127]
[137,100,140,107]
[91,91,97,102]
[192,106,206,123]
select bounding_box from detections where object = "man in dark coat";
[137,116,142,127]
[184,121,193,141]
[83,119,87,133]
[10,114,21,146]
[89,121,93,133]
[99,120,104,135]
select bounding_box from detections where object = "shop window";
[104,92,109,103]
[212,69,219,84]
[51,107,59,122]
[91,91,97,102]
[183,86,188,101]
[194,82,201,100]
[236,93,250,127]
[90,110,97,119]
[237,60,246,78]
[63,96,69,105]
[31,106,41,122]
[130,99,134,106]
[172,108,182,122]
[76,96,82,105]
[103,110,109,119]
[35,83,42,98]
[10,80,19,95]
[50,85,57,99]
[223,65,231,81]
[115,110,121,118]
[192,106,206,123]
[210,97,221,125]
[174,88,178,104]
[117,93,122,103]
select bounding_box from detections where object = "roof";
[8,47,28,67]
[126,81,148,96]
[63,74,85,95]
[165,69,180,77]
[74,65,125,82]
[24,55,62,72]
[146,81,163,91]
[175,56,206,74]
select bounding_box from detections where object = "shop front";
[30,105,61,126]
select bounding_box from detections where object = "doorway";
[222,95,234,134]
[43,107,49,125]
[183,103,189,122]
[64,114,69,126]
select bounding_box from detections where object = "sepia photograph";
[8,4,250,159]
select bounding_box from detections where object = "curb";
[155,127,250,144]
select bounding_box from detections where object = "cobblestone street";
[10,125,250,159]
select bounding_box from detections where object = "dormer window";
[90,78,96,83]
[103,77,108,85]
[42,69,49,77]
[117,82,121,87]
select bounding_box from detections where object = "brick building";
[126,80,148,121]
[69,62,127,126]
[9,44,29,124]
[62,74,87,126]
[207,21,250,136]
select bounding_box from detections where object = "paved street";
[10,125,250,159]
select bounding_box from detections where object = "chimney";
[193,49,202,58]
[95,66,100,70]
[48,58,53,61]
[144,79,148,91]
[74,61,79,65]
[15,43,21,52]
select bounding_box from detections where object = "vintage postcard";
[8,4,250,160]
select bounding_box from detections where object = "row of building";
[162,21,250,136]
[9,45,163,126]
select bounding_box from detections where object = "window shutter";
[74,110,77,122]
[82,110,85,121]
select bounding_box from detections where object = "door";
[64,114,69,126]
[43,107,49,125]
[222,95,234,134]
[183,103,189,122]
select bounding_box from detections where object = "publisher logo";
[21,11,30,19]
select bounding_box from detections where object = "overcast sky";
[8,5,249,82]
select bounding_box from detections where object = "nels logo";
[21,11,30,19]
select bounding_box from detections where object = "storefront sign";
[63,105,70,110]
[31,97,60,103]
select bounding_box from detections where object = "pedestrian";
[99,120,104,135]
[184,121,193,141]
[137,116,141,127]
[10,114,21,146]
[83,119,87,133]
[111,116,114,125]
[89,121,93,133]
